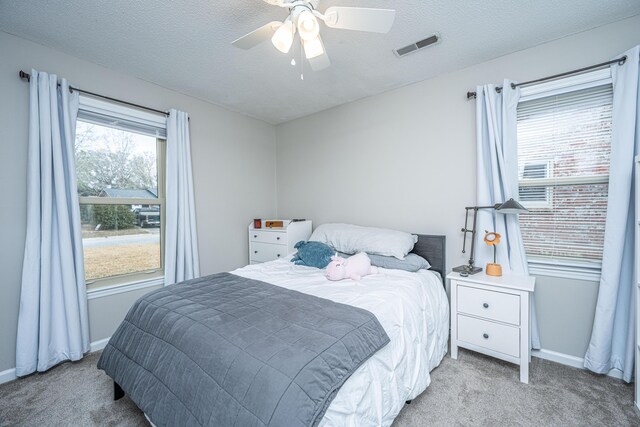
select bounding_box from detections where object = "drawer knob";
[254,235,257,238]
[483,303,489,308]
[276,237,280,240]
[254,251,258,254]
[277,254,281,257]
[483,333,489,339]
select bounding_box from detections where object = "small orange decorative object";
[265,220,284,228]
[484,231,503,277]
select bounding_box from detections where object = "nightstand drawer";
[457,314,520,358]
[250,230,286,245]
[250,242,286,262]
[457,284,520,325]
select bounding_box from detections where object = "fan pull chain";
[290,10,296,67]
[300,37,304,81]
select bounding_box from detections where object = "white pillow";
[309,223,418,260]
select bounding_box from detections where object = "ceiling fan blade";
[308,37,330,71]
[232,21,282,50]
[322,7,395,33]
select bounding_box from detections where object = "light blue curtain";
[476,80,541,349]
[16,70,89,376]
[584,46,639,382]
[164,109,200,285]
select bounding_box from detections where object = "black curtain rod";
[466,55,628,100]
[19,70,169,116]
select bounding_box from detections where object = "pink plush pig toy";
[325,252,379,281]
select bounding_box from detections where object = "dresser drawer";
[457,314,520,358]
[457,284,520,325]
[250,242,286,262]
[249,230,287,245]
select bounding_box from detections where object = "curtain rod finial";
[19,70,30,82]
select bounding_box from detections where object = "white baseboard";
[0,367,17,385]
[90,337,111,353]
[531,348,584,369]
[532,348,624,380]
[0,337,111,386]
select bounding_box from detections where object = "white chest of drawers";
[248,220,312,264]
[447,271,536,383]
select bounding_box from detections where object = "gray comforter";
[97,273,390,427]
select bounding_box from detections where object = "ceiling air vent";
[394,33,440,57]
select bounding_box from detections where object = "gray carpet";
[0,349,637,426]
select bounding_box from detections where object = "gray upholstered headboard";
[410,234,446,284]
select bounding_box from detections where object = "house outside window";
[76,96,167,291]
[516,69,613,280]
[519,162,551,208]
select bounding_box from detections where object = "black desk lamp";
[452,198,528,275]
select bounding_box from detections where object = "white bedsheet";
[232,259,450,427]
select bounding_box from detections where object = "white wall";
[2,14,639,376]
[276,15,640,359]
[0,31,277,373]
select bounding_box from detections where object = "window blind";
[78,95,167,139]
[78,110,167,139]
[516,84,613,263]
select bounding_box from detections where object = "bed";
[98,234,449,427]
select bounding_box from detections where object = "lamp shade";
[271,19,294,53]
[496,198,528,214]
[303,35,324,59]
[297,10,319,42]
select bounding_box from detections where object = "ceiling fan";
[232,0,396,71]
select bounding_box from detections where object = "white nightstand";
[447,271,536,383]
[248,220,312,264]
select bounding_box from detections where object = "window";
[76,96,167,290]
[516,71,613,278]
[519,162,551,208]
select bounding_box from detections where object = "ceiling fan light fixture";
[232,1,397,72]
[297,10,320,41]
[303,35,324,59]
[271,18,294,53]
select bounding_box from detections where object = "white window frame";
[518,68,612,282]
[77,95,168,296]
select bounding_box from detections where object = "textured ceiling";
[1,0,639,124]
